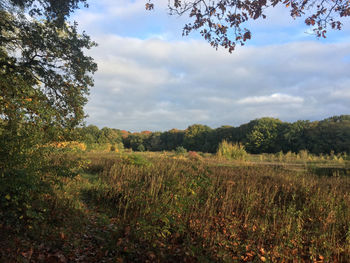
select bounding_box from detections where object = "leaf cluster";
[148,0,350,52]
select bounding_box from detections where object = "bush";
[110,142,124,152]
[124,154,152,167]
[217,140,247,160]
[49,141,86,151]
[0,170,50,232]
[188,151,202,161]
[44,150,88,177]
[175,146,187,154]
[137,144,145,152]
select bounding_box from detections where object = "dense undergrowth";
[1,151,350,262]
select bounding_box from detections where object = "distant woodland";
[74,115,350,155]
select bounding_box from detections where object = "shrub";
[0,170,48,231]
[110,142,124,152]
[217,140,247,160]
[137,144,145,152]
[126,154,152,167]
[44,150,88,177]
[188,151,202,161]
[175,146,187,154]
[48,141,87,151]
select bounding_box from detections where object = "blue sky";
[72,0,350,131]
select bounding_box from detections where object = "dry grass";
[82,152,350,262]
[3,150,350,262]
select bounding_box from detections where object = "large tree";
[147,0,350,52]
[184,124,212,152]
[245,117,283,153]
[0,0,97,170]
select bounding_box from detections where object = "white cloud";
[237,93,304,105]
[81,35,350,131]
[67,0,350,131]
[331,90,350,100]
[328,79,350,100]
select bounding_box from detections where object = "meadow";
[2,0,350,261]
[1,147,350,262]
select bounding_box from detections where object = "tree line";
[75,115,350,155]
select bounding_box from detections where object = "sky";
[72,0,350,132]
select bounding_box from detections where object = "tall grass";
[4,151,350,262]
[84,154,350,262]
[217,140,248,160]
[258,149,350,164]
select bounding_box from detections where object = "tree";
[129,134,145,151]
[245,117,283,153]
[214,125,234,149]
[99,127,122,144]
[282,120,310,152]
[304,116,350,154]
[160,128,185,151]
[184,124,212,151]
[79,125,101,144]
[147,0,350,52]
[144,132,162,151]
[0,0,97,171]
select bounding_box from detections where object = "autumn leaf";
[243,31,251,41]
[145,3,154,10]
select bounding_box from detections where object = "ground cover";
[1,151,350,262]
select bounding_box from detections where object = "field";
[1,150,350,262]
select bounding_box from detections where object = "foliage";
[175,146,187,154]
[217,140,247,160]
[124,133,145,151]
[0,170,49,231]
[147,0,350,52]
[110,144,118,152]
[0,0,97,173]
[0,149,88,243]
[282,120,310,152]
[184,124,213,152]
[118,115,350,155]
[160,128,185,151]
[245,117,283,153]
[305,117,350,154]
[136,144,145,152]
[53,115,350,156]
[48,141,87,151]
[124,153,152,167]
[0,1,95,252]
[44,149,89,177]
